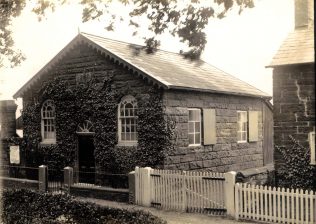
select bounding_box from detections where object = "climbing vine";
[18,74,174,176]
[276,135,316,190]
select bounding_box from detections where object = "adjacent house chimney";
[295,0,314,29]
[0,100,17,139]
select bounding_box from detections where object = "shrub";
[276,135,316,190]
[1,189,166,224]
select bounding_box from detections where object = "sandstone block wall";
[163,90,268,172]
[273,64,315,169]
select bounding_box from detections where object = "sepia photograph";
[0,0,314,223]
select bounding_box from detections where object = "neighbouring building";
[10,32,273,184]
[0,100,18,168]
[267,0,315,184]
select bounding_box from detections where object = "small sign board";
[10,146,20,164]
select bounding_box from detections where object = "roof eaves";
[168,85,272,100]
[266,61,314,68]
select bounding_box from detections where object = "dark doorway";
[78,135,95,184]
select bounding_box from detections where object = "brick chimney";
[295,0,314,29]
[0,100,17,139]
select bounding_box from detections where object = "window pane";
[189,110,193,121]
[126,123,130,132]
[131,133,136,141]
[189,110,200,121]
[241,112,247,122]
[125,108,129,116]
[194,111,200,121]
[195,122,200,132]
[242,132,247,141]
[195,133,200,144]
[189,134,194,145]
[242,122,247,132]
[121,133,125,140]
[125,103,133,109]
[189,122,194,133]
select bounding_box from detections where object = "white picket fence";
[235,183,316,224]
[135,167,230,215]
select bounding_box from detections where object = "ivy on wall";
[19,74,174,175]
[276,135,316,190]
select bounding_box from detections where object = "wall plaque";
[10,145,20,164]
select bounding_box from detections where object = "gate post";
[39,165,48,192]
[128,171,136,204]
[224,171,236,218]
[64,167,73,193]
[142,167,152,207]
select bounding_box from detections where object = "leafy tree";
[1,0,254,67]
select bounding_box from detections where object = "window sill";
[188,144,201,147]
[40,140,56,146]
[237,141,248,144]
[117,141,138,147]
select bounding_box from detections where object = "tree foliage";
[0,0,26,67]
[1,0,254,67]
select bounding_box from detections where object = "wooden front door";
[78,135,95,184]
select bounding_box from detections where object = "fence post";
[64,166,73,193]
[142,167,152,207]
[128,171,136,204]
[38,165,48,192]
[224,171,236,218]
[182,170,187,212]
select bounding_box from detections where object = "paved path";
[76,197,256,224]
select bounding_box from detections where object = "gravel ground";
[76,197,257,224]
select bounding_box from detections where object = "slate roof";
[14,32,270,99]
[268,28,314,67]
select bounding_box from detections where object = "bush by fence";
[2,189,166,224]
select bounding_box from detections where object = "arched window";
[41,100,56,143]
[118,95,138,144]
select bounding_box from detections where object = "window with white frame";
[188,109,201,146]
[237,111,248,143]
[118,95,138,144]
[41,100,56,143]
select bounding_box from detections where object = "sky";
[0,0,295,108]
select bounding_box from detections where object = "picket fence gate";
[235,183,316,224]
[135,167,227,215]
